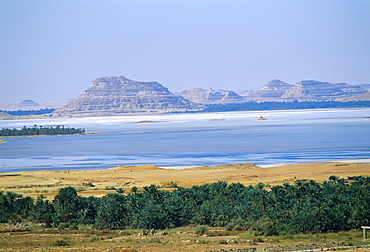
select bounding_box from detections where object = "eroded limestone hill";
[245,80,367,102]
[53,76,202,116]
[175,88,244,104]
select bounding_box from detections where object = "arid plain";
[1,162,369,199]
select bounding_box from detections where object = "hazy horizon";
[2,0,370,103]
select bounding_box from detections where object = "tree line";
[0,125,85,136]
[1,175,370,235]
[2,108,55,116]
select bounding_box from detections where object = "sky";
[1,0,370,103]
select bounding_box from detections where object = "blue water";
[0,108,369,172]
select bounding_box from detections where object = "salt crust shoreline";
[0,131,101,139]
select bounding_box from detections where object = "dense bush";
[1,176,370,235]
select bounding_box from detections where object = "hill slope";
[53,76,202,116]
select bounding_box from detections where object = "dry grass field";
[1,223,370,252]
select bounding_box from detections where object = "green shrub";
[148,237,162,243]
[69,222,78,230]
[115,188,124,193]
[82,182,95,187]
[55,239,69,246]
[226,218,251,231]
[195,225,208,235]
[57,223,68,229]
[90,236,100,242]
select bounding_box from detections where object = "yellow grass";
[1,162,369,199]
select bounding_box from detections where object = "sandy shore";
[1,162,369,199]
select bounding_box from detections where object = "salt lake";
[0,108,369,173]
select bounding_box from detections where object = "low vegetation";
[1,176,370,251]
[0,125,85,136]
[1,224,368,252]
[3,108,55,116]
[1,176,370,235]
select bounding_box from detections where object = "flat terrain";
[1,162,369,199]
[0,223,370,252]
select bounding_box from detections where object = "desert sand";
[1,162,369,199]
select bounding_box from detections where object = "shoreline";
[0,131,102,139]
[1,107,369,121]
[1,158,369,173]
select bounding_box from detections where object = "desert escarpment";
[175,88,244,104]
[245,79,367,102]
[177,79,368,104]
[53,76,202,116]
[50,76,370,116]
[244,79,294,101]
[338,91,370,102]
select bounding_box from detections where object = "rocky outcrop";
[175,88,244,104]
[281,80,343,101]
[220,91,245,103]
[335,83,368,97]
[281,81,367,101]
[52,76,370,116]
[0,112,13,120]
[360,84,370,91]
[338,91,370,102]
[19,99,40,107]
[246,80,368,102]
[245,79,293,101]
[53,76,202,116]
[175,88,224,104]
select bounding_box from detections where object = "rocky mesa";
[175,88,245,104]
[244,79,367,102]
[51,76,369,116]
[53,76,202,116]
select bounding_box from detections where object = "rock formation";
[0,112,13,120]
[245,80,367,102]
[175,88,244,104]
[245,79,294,101]
[360,84,370,91]
[219,91,245,103]
[53,76,369,116]
[338,91,370,102]
[19,99,40,107]
[281,81,366,101]
[53,76,202,116]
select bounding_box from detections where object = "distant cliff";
[175,88,244,104]
[245,79,293,101]
[244,80,367,102]
[53,76,202,116]
[339,91,370,102]
[52,76,370,116]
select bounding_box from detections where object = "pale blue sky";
[1,0,370,102]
